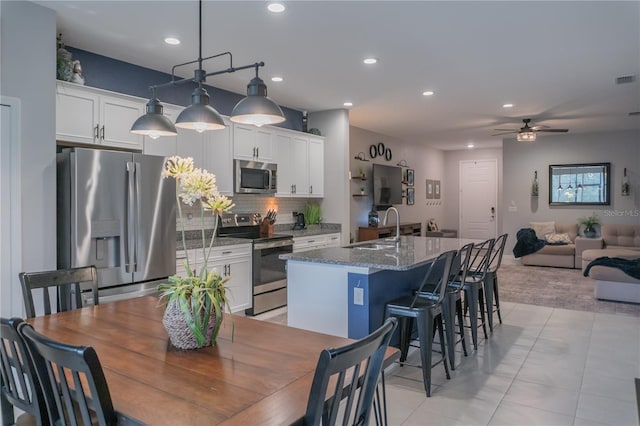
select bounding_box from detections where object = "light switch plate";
[354,287,364,305]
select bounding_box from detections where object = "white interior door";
[1,97,22,317]
[459,159,498,240]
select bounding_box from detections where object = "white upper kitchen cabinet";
[233,124,273,162]
[291,134,310,196]
[56,81,144,150]
[308,135,325,197]
[203,118,233,196]
[274,132,294,196]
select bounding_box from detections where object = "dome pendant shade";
[230,76,286,127]
[130,98,178,139]
[176,87,226,132]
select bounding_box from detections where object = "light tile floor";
[383,302,640,426]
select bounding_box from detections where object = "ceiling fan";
[492,118,569,141]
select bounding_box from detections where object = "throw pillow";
[530,221,556,238]
[544,233,573,245]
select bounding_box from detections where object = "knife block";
[260,222,274,237]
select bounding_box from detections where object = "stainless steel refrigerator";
[57,147,176,301]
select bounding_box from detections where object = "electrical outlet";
[354,287,364,305]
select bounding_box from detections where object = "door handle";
[100,125,105,140]
[94,125,100,140]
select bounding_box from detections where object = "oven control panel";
[220,213,262,227]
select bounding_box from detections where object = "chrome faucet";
[382,207,400,245]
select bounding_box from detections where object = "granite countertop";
[280,236,478,271]
[277,223,341,238]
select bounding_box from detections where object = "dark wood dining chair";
[303,317,397,426]
[17,322,118,426]
[0,317,49,426]
[19,265,98,318]
[384,250,456,397]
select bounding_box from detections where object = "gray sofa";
[520,222,583,268]
[581,224,640,303]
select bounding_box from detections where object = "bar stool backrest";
[488,233,508,273]
[410,250,456,309]
[449,243,474,293]
[466,238,496,283]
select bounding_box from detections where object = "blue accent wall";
[67,47,303,131]
[347,264,429,342]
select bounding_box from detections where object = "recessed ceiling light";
[422,91,434,96]
[467,143,475,149]
[164,37,180,45]
[343,102,353,107]
[271,76,283,82]
[502,103,514,108]
[267,2,286,13]
[363,58,378,65]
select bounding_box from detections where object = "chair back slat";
[449,243,474,293]
[304,317,397,426]
[17,322,117,426]
[19,266,98,318]
[0,317,49,425]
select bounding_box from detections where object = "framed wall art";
[434,180,441,199]
[426,179,434,199]
[406,169,414,186]
[407,187,415,205]
[549,163,610,205]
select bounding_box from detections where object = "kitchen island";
[281,236,478,339]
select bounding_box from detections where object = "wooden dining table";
[27,296,399,425]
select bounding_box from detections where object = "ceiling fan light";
[176,87,226,131]
[130,98,178,138]
[517,131,536,142]
[230,76,286,127]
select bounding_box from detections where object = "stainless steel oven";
[218,213,293,316]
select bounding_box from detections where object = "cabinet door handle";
[94,125,100,139]
[227,264,231,276]
[100,125,105,140]
[310,185,313,194]
[256,147,259,158]
[222,250,233,255]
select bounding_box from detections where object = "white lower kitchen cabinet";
[293,233,341,252]
[175,243,252,313]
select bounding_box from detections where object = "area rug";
[497,258,640,317]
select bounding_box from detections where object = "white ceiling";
[36,0,640,150]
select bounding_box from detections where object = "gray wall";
[502,129,640,250]
[349,126,445,241]
[443,148,503,233]
[1,2,57,301]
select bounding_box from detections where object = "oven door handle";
[253,239,294,250]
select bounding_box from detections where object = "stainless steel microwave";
[234,160,277,194]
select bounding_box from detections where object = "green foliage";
[305,203,322,225]
[578,212,600,230]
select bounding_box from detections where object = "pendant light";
[230,64,286,127]
[131,0,283,137]
[130,93,178,138]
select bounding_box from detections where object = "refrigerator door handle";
[133,162,141,272]
[125,162,136,273]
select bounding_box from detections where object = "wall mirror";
[549,163,610,205]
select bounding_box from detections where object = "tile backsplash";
[177,195,314,231]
